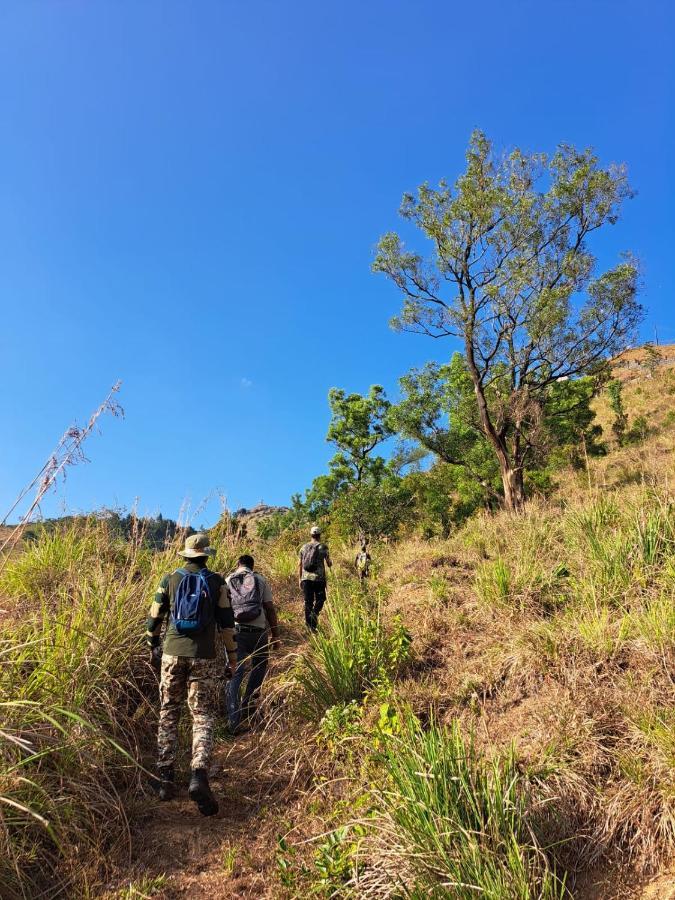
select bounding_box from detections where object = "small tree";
[374,131,642,510]
[303,385,394,518]
[326,385,393,485]
[330,477,413,541]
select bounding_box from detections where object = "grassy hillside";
[1,369,674,898]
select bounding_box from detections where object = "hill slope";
[1,365,674,899]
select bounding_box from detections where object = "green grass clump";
[293,590,412,720]
[475,556,512,606]
[373,709,565,899]
[266,545,299,580]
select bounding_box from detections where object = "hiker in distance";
[225,553,280,731]
[355,537,371,583]
[145,533,237,816]
[299,525,332,632]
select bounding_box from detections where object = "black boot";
[157,766,175,801]
[188,768,218,816]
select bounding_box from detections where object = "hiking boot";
[188,768,219,817]
[156,766,175,801]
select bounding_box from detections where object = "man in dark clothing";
[146,533,237,816]
[355,538,372,583]
[225,554,280,731]
[298,525,332,632]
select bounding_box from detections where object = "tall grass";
[293,589,412,720]
[0,521,160,898]
[372,709,565,899]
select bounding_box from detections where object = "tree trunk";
[501,464,525,512]
[464,339,526,512]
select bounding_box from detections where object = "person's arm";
[324,545,332,569]
[298,549,304,586]
[215,580,237,673]
[261,577,280,648]
[145,575,170,668]
[146,575,170,647]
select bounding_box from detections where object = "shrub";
[626,414,650,444]
[329,477,414,542]
[293,592,412,719]
[372,709,565,899]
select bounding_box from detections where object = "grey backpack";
[302,542,322,573]
[228,571,263,623]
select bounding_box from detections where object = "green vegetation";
[3,366,675,895]
[22,511,192,550]
[0,520,163,898]
[293,590,412,720]
[110,875,168,899]
[373,710,565,898]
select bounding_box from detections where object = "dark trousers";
[302,580,327,630]
[226,628,269,729]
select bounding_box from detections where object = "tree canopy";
[374,130,642,509]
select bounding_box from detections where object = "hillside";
[233,504,290,536]
[611,344,675,380]
[1,366,674,899]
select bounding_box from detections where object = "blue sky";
[1,0,673,526]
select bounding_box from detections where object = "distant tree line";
[24,512,194,550]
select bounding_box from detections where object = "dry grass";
[3,370,675,898]
[0,519,177,898]
[367,483,675,886]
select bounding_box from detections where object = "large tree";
[374,131,642,510]
[388,354,501,504]
[390,352,605,505]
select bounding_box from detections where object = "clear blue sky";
[1,0,673,526]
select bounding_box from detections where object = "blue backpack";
[171,568,214,635]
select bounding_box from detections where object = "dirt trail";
[120,604,308,900]
[123,721,292,899]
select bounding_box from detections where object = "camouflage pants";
[157,655,218,770]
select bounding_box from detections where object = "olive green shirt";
[146,562,236,659]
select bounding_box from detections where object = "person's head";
[361,539,369,551]
[238,553,255,570]
[310,525,321,540]
[178,532,215,564]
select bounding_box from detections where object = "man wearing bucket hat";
[298,525,332,631]
[145,533,237,816]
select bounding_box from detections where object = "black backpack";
[228,571,263,623]
[302,542,323,573]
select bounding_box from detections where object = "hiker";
[298,525,332,631]
[225,554,279,731]
[145,533,237,816]
[355,538,371,583]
